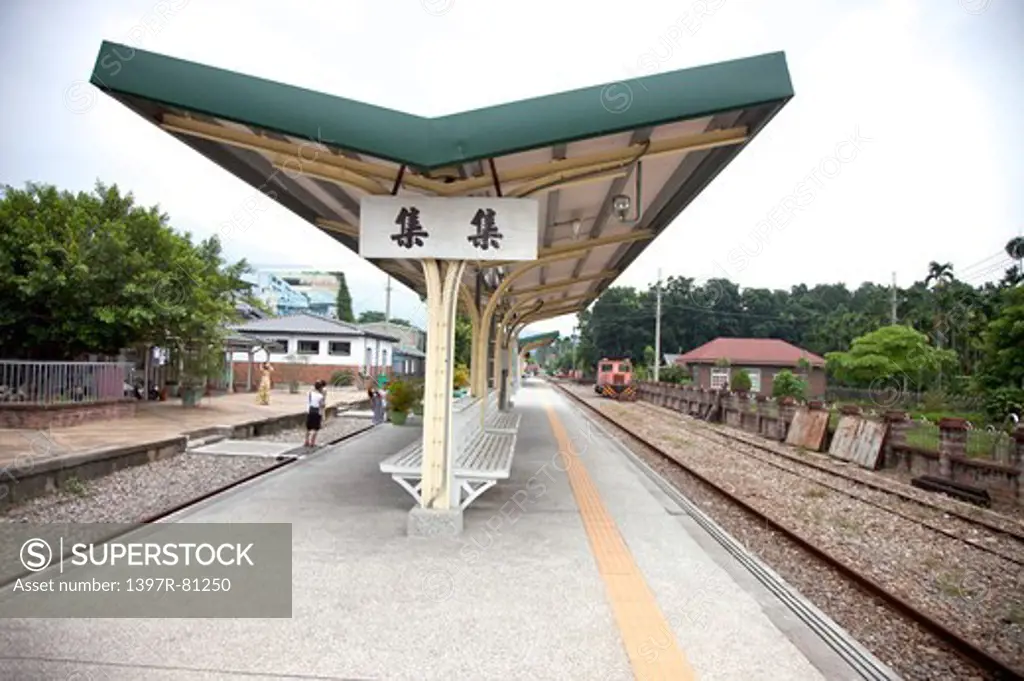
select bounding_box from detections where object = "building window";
[382,349,388,366]
[297,340,320,355]
[328,341,351,356]
[741,368,762,393]
[273,339,289,353]
[710,367,730,390]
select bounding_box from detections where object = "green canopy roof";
[90,41,792,172]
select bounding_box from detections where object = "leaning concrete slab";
[188,440,298,459]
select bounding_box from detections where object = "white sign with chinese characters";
[358,197,540,261]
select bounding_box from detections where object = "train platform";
[0,380,891,680]
[0,388,368,467]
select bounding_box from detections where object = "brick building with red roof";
[674,338,826,398]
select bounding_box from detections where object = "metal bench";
[482,390,521,434]
[379,393,517,509]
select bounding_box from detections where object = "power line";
[957,251,1008,278]
[961,258,1014,284]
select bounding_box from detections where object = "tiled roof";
[394,344,426,358]
[233,312,398,341]
[675,338,825,367]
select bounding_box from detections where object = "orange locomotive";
[594,357,637,401]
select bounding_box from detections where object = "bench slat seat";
[379,392,518,510]
[484,409,521,433]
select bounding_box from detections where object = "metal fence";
[0,360,134,405]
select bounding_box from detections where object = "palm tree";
[924,261,955,288]
[1006,237,1024,263]
[1004,238,1024,286]
[924,262,955,390]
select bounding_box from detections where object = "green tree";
[0,181,252,360]
[975,284,1024,391]
[453,314,472,368]
[772,369,807,400]
[358,310,385,323]
[357,310,413,326]
[824,325,956,389]
[730,368,752,392]
[334,273,354,322]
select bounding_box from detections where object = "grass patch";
[803,487,826,499]
[61,476,88,497]
[902,422,1011,458]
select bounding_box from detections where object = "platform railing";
[0,360,134,405]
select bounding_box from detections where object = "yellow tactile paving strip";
[544,401,696,681]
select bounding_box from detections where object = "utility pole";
[572,327,578,373]
[890,272,897,325]
[385,274,392,324]
[654,268,662,383]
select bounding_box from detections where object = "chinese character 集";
[391,207,429,249]
[467,208,503,251]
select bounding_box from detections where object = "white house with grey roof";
[359,321,427,376]
[229,312,399,387]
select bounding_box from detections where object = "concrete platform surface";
[0,388,367,466]
[0,381,871,680]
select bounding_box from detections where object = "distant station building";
[675,337,826,397]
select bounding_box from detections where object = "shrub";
[659,364,690,384]
[772,370,807,401]
[730,369,752,393]
[921,389,947,413]
[453,363,470,389]
[330,370,354,387]
[982,387,1024,423]
[386,379,415,413]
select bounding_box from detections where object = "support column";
[409,258,466,538]
[493,323,511,410]
[508,337,520,398]
[469,315,486,398]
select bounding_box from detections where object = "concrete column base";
[407,506,464,537]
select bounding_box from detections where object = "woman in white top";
[304,380,327,447]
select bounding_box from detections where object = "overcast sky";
[1,0,1021,339]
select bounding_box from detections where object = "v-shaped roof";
[89,42,793,330]
[90,41,792,172]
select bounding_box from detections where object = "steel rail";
[553,381,1024,681]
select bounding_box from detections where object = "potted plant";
[284,353,308,393]
[730,368,752,397]
[178,345,223,408]
[411,380,425,416]
[386,379,415,425]
[452,363,470,398]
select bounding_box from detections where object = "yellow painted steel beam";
[439,126,747,196]
[509,271,616,298]
[484,229,655,270]
[269,158,388,196]
[471,229,653,396]
[501,293,593,329]
[160,114,445,194]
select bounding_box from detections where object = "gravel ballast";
[0,453,273,524]
[0,416,375,525]
[562,383,1022,681]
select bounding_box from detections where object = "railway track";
[681,408,1024,540]
[552,380,1024,681]
[661,412,1024,567]
[0,422,378,590]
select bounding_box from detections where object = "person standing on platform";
[304,380,327,447]
[257,362,273,405]
[369,385,385,425]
